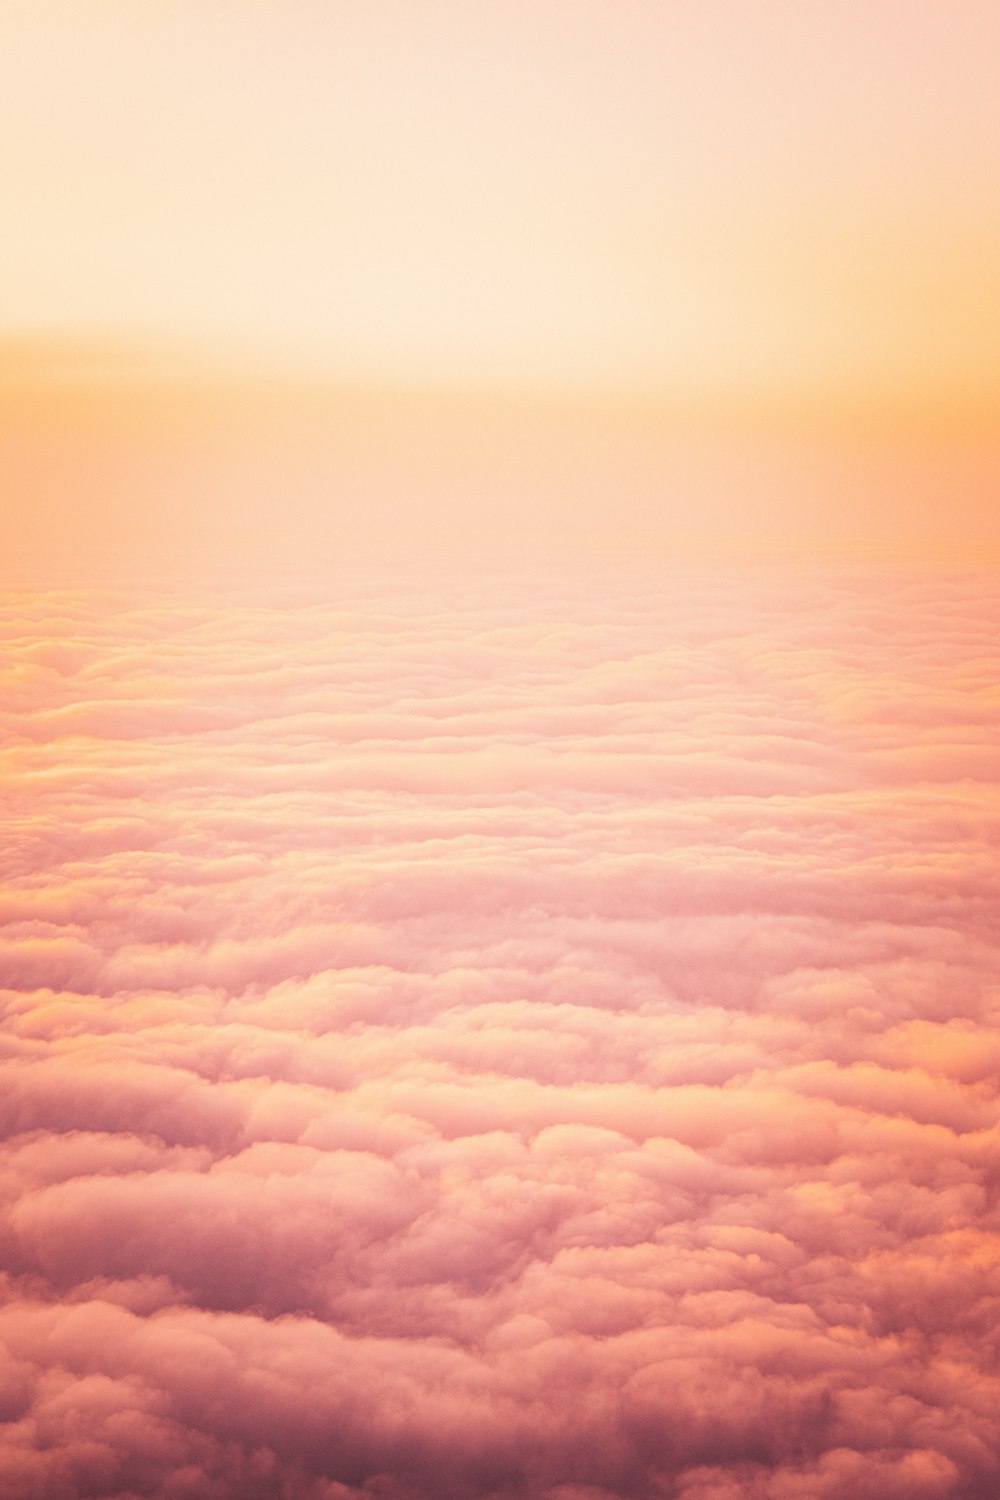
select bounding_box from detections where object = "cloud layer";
[1,563,999,1500]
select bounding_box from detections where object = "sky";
[2,0,999,407]
[2,7,1000,1500]
[2,1,1000,577]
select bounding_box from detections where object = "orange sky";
[4,0,999,404]
[2,2,999,575]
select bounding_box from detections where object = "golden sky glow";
[3,0,999,408]
[2,2,999,581]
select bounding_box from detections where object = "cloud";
[1,563,999,1498]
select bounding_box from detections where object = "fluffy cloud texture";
[1,563,999,1500]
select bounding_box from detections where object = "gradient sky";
[3,0,999,410]
[3,2,999,581]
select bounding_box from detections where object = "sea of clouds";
[1,562,998,1499]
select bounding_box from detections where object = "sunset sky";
[3,0,999,404]
[2,0,1000,577]
[3,8,1000,1500]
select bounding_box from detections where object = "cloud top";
[1,563,999,1499]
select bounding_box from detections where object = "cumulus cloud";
[1,563,999,1499]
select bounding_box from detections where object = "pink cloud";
[1,564,999,1497]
